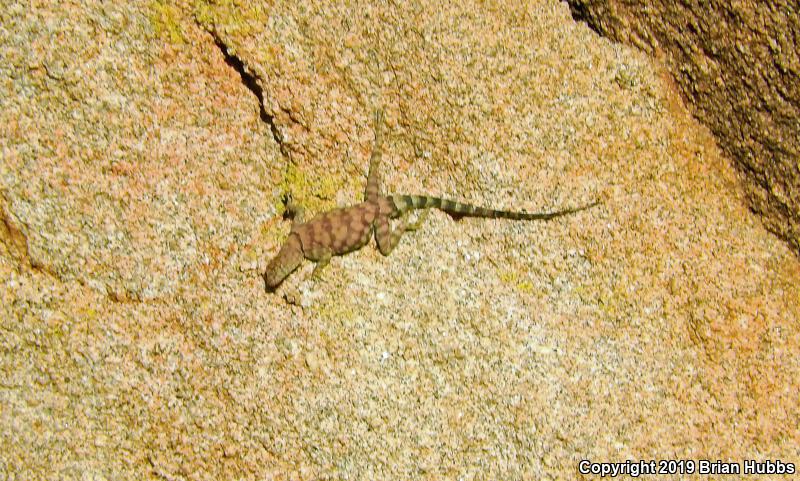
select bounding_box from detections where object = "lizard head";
[264,234,304,290]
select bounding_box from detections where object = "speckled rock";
[1,0,798,480]
[567,0,800,255]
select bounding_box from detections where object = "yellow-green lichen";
[498,270,534,293]
[192,0,272,37]
[314,171,345,201]
[278,162,351,215]
[149,1,187,44]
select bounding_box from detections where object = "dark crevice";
[209,30,287,155]
[565,1,604,37]
[565,0,590,23]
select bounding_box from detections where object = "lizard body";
[264,111,597,289]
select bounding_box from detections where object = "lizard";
[264,110,598,290]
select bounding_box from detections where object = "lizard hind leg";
[404,208,430,231]
[374,210,430,256]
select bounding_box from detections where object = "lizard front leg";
[308,247,333,280]
[374,210,430,255]
[283,193,306,229]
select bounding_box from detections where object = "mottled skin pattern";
[264,111,597,289]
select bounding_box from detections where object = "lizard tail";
[388,195,598,221]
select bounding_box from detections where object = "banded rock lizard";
[264,111,597,290]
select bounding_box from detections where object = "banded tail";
[388,195,598,221]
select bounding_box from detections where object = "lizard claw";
[281,192,305,225]
[282,193,296,216]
